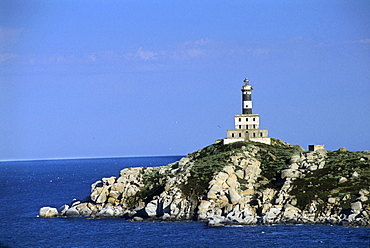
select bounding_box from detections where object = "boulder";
[359,189,369,196]
[65,207,80,217]
[132,216,143,221]
[58,204,70,215]
[208,216,225,226]
[283,205,301,222]
[39,207,58,218]
[338,177,348,183]
[145,200,158,217]
[96,186,110,204]
[281,169,301,179]
[351,202,362,215]
[352,171,359,178]
[226,176,238,188]
[207,185,222,199]
[102,176,116,186]
[223,166,234,175]
[96,206,114,217]
[263,207,282,224]
[227,188,241,204]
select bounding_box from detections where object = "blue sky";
[1,1,369,160]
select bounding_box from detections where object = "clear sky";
[1,0,369,160]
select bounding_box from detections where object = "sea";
[0,156,369,248]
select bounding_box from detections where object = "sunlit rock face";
[39,139,370,227]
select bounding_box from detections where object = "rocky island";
[40,139,370,227]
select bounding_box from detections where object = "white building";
[224,78,271,145]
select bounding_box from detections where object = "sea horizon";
[0,154,185,163]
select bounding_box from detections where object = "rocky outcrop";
[39,139,370,227]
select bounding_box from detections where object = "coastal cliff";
[40,139,370,226]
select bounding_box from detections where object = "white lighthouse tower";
[242,78,253,114]
[224,78,271,145]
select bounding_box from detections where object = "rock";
[97,206,114,217]
[235,170,244,178]
[71,200,81,207]
[348,213,357,222]
[289,154,301,164]
[223,166,234,175]
[58,204,70,215]
[96,186,110,204]
[227,188,241,204]
[198,200,212,219]
[226,176,238,188]
[145,200,158,217]
[330,189,340,194]
[290,163,299,170]
[351,202,362,215]
[262,188,275,202]
[342,194,351,201]
[38,140,370,226]
[359,189,369,196]
[358,195,368,202]
[338,177,348,183]
[75,203,91,215]
[338,147,347,151]
[39,207,58,218]
[102,176,116,186]
[208,216,225,226]
[65,207,80,217]
[240,207,257,224]
[207,185,222,199]
[241,189,254,195]
[283,205,301,222]
[132,216,143,221]
[263,207,282,224]
[281,169,302,179]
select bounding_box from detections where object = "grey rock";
[58,204,70,215]
[65,207,80,217]
[97,206,114,217]
[351,202,362,214]
[145,200,158,217]
[39,207,58,218]
[338,177,348,183]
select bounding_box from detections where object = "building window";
[239,125,241,129]
[238,118,241,122]
[253,124,256,129]
[253,118,255,121]
[232,133,234,138]
[239,133,241,137]
[246,125,248,129]
[246,118,248,121]
[253,133,256,137]
[260,133,263,137]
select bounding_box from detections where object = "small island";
[40,79,370,227]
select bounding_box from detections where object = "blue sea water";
[0,156,369,248]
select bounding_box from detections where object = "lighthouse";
[242,78,253,114]
[224,78,271,145]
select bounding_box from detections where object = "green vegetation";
[290,150,370,210]
[180,141,254,198]
[252,139,302,190]
[126,167,166,208]
[181,139,301,198]
[126,138,369,215]
[180,152,230,199]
